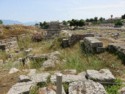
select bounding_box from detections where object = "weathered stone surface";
[63,69,77,75]
[84,37,103,53]
[108,43,125,53]
[0,37,19,51]
[118,87,125,94]
[51,72,86,83]
[24,48,32,54]
[84,37,103,47]
[61,39,70,48]
[38,85,66,94]
[49,51,61,59]
[61,33,94,48]
[42,51,61,69]
[29,54,48,61]
[27,69,36,76]
[7,81,34,94]
[9,68,19,74]
[19,75,31,82]
[69,80,107,94]
[43,59,56,68]
[30,73,50,83]
[86,69,115,83]
[46,21,61,38]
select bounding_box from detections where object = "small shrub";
[104,79,122,94]
[63,83,69,94]
[32,32,43,42]
[30,58,46,69]
[114,20,123,27]
[30,86,39,94]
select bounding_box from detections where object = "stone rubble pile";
[29,51,62,69]
[7,69,116,94]
[0,37,18,51]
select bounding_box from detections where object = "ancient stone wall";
[61,33,94,48]
[0,37,18,51]
[83,37,104,53]
[108,43,125,61]
[46,21,61,38]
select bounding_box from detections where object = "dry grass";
[0,24,45,39]
[1,27,125,94]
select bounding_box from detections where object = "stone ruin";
[61,33,94,48]
[7,68,115,94]
[46,21,61,38]
[83,37,104,53]
[0,37,18,51]
[108,43,125,61]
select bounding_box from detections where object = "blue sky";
[0,0,125,22]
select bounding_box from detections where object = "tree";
[121,14,125,19]
[86,19,90,22]
[89,18,94,22]
[115,20,123,27]
[0,20,3,24]
[62,20,68,25]
[99,17,105,22]
[94,17,98,22]
[42,21,49,29]
[78,19,85,27]
[39,22,43,27]
[111,15,113,20]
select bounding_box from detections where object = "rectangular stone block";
[96,47,105,53]
[84,37,103,48]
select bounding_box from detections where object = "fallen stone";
[38,85,66,94]
[19,75,31,82]
[27,69,36,76]
[51,72,86,83]
[9,68,19,74]
[30,72,50,83]
[42,51,61,69]
[69,80,107,94]
[42,59,60,69]
[49,51,61,60]
[86,69,115,83]
[7,81,34,94]
[84,37,103,48]
[24,48,33,54]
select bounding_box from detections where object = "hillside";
[0,24,125,94]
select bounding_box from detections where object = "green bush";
[105,79,122,94]
[114,20,123,27]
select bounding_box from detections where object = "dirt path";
[0,70,23,94]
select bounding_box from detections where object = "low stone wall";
[61,33,94,48]
[0,37,18,51]
[108,43,125,61]
[46,30,60,39]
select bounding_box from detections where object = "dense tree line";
[35,21,49,29]
[67,19,85,27]
[35,14,125,28]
